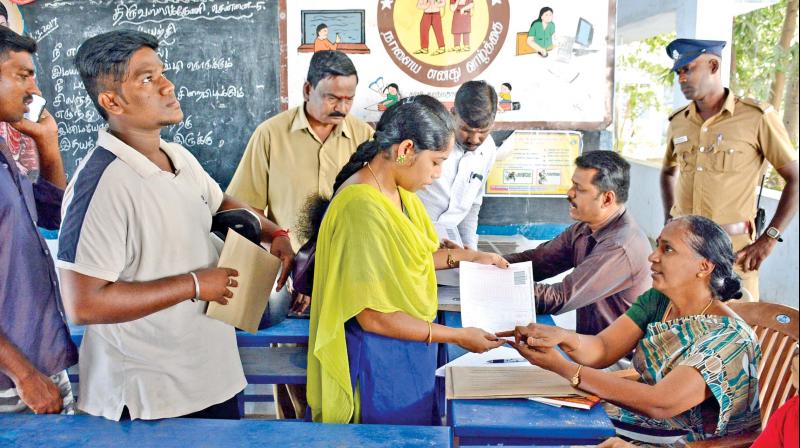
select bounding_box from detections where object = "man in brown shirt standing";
[505,151,652,336]
[660,39,799,300]
[226,50,372,419]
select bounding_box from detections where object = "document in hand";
[459,261,535,334]
[206,228,282,333]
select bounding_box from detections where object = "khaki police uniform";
[664,89,797,300]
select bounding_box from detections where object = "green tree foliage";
[614,33,675,156]
[733,0,799,190]
[732,0,798,103]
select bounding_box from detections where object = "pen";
[486,358,526,364]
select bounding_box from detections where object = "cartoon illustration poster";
[286,0,615,129]
[486,131,582,196]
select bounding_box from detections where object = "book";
[529,395,601,410]
[445,364,591,399]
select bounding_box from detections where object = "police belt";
[721,221,752,237]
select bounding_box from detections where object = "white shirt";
[416,137,497,249]
[57,129,246,420]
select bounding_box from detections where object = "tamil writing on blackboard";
[22,0,281,186]
[112,1,268,26]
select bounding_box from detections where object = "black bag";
[291,238,316,296]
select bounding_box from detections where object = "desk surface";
[444,313,614,446]
[448,398,614,446]
[0,414,452,447]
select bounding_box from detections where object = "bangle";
[271,228,290,240]
[426,321,433,345]
[563,334,581,353]
[189,271,200,302]
[446,249,457,268]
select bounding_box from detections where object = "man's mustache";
[329,112,346,118]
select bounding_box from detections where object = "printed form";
[459,261,536,334]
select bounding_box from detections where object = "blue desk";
[447,399,614,446]
[444,313,615,446]
[0,414,452,447]
[69,318,310,347]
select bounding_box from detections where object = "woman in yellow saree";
[306,96,508,425]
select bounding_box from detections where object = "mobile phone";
[24,94,47,122]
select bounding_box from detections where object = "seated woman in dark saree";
[502,216,761,445]
[306,96,508,425]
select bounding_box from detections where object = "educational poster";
[485,131,582,196]
[286,0,615,129]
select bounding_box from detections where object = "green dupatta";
[307,184,439,423]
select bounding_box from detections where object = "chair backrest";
[728,301,798,427]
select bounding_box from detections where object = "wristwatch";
[446,249,458,268]
[570,364,583,387]
[765,226,784,242]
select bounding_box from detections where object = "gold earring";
[696,273,704,278]
[396,154,406,164]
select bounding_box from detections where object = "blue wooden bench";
[68,346,307,384]
[0,414,453,447]
[68,318,310,347]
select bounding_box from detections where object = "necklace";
[662,297,716,322]
[699,298,715,315]
[366,162,406,214]
[366,162,384,194]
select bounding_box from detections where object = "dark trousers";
[119,391,243,420]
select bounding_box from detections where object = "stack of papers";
[445,362,589,400]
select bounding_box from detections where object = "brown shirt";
[505,208,652,335]
[664,89,797,225]
[226,106,373,250]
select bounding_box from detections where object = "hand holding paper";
[206,229,282,333]
[495,322,568,348]
[192,267,239,305]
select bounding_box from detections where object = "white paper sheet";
[459,261,535,335]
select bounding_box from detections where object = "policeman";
[660,38,799,300]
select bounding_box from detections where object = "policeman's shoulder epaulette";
[738,96,774,114]
[668,104,690,121]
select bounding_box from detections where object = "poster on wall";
[486,131,582,197]
[286,0,615,130]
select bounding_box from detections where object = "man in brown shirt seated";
[505,151,652,336]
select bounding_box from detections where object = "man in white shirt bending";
[417,80,498,249]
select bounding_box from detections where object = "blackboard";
[20,0,282,187]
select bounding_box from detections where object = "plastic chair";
[689,301,798,447]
